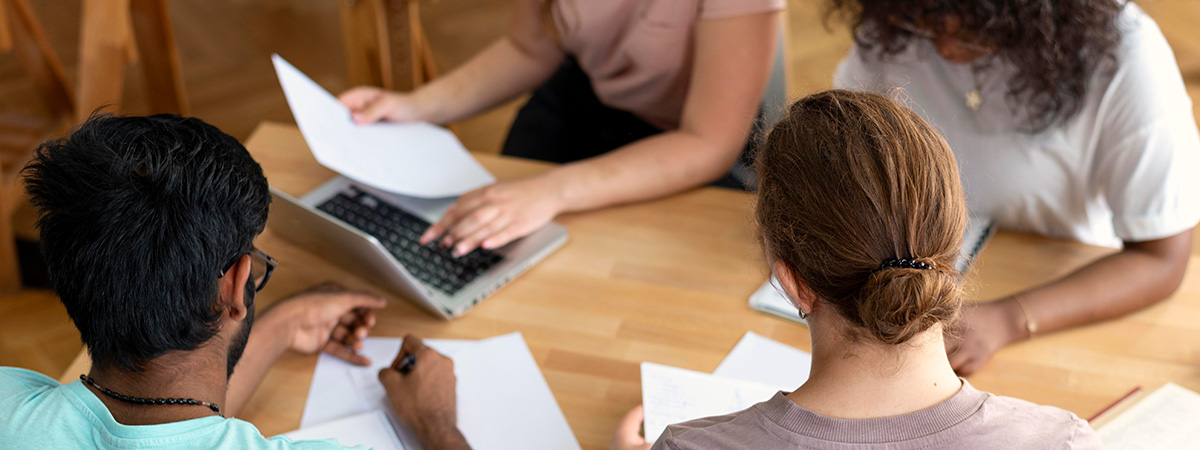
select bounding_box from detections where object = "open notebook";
[1091,383,1200,449]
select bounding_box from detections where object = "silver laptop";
[267,177,568,319]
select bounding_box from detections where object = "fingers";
[443,206,499,244]
[325,340,371,366]
[333,290,388,311]
[353,96,396,124]
[616,405,647,440]
[399,334,428,359]
[338,86,382,113]
[420,190,489,245]
[454,216,511,257]
[611,405,651,450]
[330,316,368,350]
[481,226,521,251]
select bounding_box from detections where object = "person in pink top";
[338,0,785,257]
[609,90,1103,450]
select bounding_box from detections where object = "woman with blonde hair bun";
[610,90,1102,450]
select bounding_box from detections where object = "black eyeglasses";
[218,246,277,293]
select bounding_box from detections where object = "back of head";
[23,114,270,371]
[756,90,966,345]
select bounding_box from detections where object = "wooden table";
[64,122,1200,449]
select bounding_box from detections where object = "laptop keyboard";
[316,186,504,295]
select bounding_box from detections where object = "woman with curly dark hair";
[832,0,1200,375]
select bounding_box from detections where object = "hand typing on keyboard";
[317,187,505,295]
[418,176,564,257]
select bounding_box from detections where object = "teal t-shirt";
[0,367,350,449]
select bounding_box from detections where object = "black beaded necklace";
[80,374,222,417]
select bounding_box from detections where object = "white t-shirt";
[834,3,1200,247]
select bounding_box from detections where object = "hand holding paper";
[272,54,495,198]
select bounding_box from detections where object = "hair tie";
[873,257,932,274]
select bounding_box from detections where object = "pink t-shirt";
[543,0,785,130]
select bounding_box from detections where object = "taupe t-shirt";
[536,0,786,130]
[652,381,1101,449]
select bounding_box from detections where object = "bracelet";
[1011,295,1038,339]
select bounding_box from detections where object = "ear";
[773,260,816,316]
[218,254,253,322]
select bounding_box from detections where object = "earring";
[770,276,809,320]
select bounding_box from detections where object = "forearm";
[546,131,741,213]
[225,313,292,417]
[1001,232,1192,339]
[538,12,777,213]
[414,37,561,125]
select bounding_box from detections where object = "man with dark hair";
[0,114,395,448]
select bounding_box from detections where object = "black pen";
[397,353,417,375]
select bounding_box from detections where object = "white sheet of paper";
[285,409,403,450]
[712,332,811,391]
[300,337,475,428]
[640,362,780,443]
[1098,383,1200,450]
[451,333,580,450]
[272,54,495,198]
[298,333,580,450]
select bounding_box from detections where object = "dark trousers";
[502,57,752,190]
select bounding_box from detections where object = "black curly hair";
[828,0,1126,132]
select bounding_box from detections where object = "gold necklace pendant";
[966,89,983,111]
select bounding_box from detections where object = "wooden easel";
[76,0,188,122]
[0,0,188,293]
[0,0,74,293]
[340,0,439,92]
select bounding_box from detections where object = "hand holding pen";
[378,335,468,449]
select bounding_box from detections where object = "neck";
[85,346,229,425]
[787,321,962,419]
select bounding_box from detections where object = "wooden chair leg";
[381,0,421,91]
[6,0,74,119]
[77,0,135,122]
[0,164,20,294]
[129,0,188,116]
[340,0,387,88]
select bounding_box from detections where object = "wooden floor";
[2,0,1199,397]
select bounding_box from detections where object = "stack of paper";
[641,332,812,442]
[286,332,580,450]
